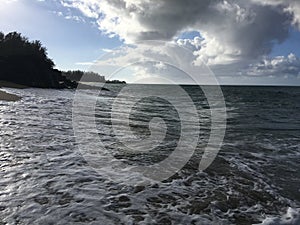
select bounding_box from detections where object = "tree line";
[0,31,78,88]
[0,32,125,89]
[62,70,105,82]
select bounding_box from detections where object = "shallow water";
[0,85,299,224]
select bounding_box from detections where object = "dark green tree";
[0,31,76,88]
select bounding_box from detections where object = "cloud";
[59,0,300,79]
[60,1,294,55]
[60,0,99,19]
[250,0,300,29]
[64,15,85,22]
[101,48,113,53]
[84,41,217,84]
[178,1,292,65]
[245,53,300,76]
[3,0,19,3]
[52,10,86,23]
[75,61,95,66]
[176,36,203,52]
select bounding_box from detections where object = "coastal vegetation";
[0,31,125,89]
[0,31,76,88]
[62,70,105,82]
[63,70,126,84]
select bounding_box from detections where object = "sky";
[0,0,300,85]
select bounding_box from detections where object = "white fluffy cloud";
[59,0,300,78]
[245,53,300,77]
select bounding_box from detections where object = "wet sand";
[0,81,25,101]
[0,90,21,101]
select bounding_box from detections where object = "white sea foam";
[257,208,300,225]
[0,86,299,224]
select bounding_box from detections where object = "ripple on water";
[0,86,299,224]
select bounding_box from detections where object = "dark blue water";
[0,85,299,224]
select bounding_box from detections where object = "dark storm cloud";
[60,0,300,77]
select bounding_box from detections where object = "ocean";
[0,85,299,224]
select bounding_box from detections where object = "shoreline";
[0,81,23,102]
[0,90,21,102]
[0,87,22,102]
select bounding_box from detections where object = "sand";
[0,81,24,101]
[0,90,21,101]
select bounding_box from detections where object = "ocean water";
[0,85,299,225]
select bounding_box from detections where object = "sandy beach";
[0,90,21,101]
[0,81,25,101]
